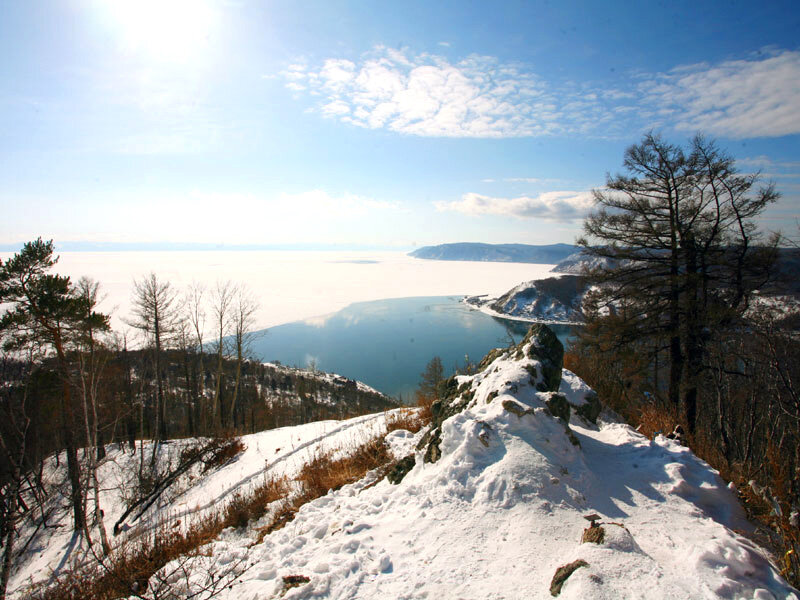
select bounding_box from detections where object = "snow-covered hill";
[550,250,616,274]
[12,326,798,599]
[466,275,586,323]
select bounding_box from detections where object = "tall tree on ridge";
[211,280,235,428]
[578,133,779,434]
[229,285,260,428]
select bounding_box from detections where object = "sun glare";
[100,0,215,62]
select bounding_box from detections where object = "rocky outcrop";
[417,323,585,463]
[523,323,564,392]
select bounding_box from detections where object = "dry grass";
[34,429,399,598]
[386,408,427,434]
[635,402,679,440]
[34,476,287,600]
[414,391,435,424]
[201,437,246,473]
[298,435,391,498]
[255,433,394,543]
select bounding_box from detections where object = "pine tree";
[579,133,779,433]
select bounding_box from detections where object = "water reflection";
[251,296,574,401]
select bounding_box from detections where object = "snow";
[10,348,798,599]
[0,250,556,333]
[464,295,584,326]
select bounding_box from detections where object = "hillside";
[550,250,617,274]
[409,242,578,264]
[466,275,587,323]
[11,326,797,599]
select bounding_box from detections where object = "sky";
[1,0,799,250]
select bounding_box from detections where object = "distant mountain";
[409,243,578,264]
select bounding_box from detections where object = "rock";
[574,391,601,424]
[502,399,534,418]
[544,392,570,423]
[419,377,474,464]
[386,454,416,485]
[478,347,507,370]
[523,324,564,392]
[550,559,589,596]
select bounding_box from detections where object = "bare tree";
[127,273,179,460]
[74,277,112,555]
[210,281,235,429]
[229,286,260,428]
[184,282,207,432]
[0,349,35,600]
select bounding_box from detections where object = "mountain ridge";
[409,242,578,264]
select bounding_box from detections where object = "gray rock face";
[418,323,571,464]
[387,455,416,485]
[544,392,571,422]
[524,324,564,392]
[574,391,601,424]
[418,379,474,464]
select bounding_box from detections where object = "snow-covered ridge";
[262,362,384,398]
[13,326,798,599]
[465,274,587,324]
[215,324,794,598]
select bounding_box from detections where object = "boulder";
[524,324,564,392]
[574,391,601,424]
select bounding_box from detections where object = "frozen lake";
[0,250,557,334]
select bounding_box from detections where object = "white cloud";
[736,155,800,169]
[281,46,800,139]
[321,100,350,116]
[436,191,594,221]
[283,47,592,138]
[640,50,800,138]
[504,177,543,184]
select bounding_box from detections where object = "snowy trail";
[125,412,389,533]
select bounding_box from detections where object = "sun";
[99,0,215,62]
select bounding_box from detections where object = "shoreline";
[461,295,585,327]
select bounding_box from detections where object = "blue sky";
[1,0,799,249]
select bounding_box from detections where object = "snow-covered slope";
[466,275,586,323]
[550,250,617,274]
[13,326,798,599]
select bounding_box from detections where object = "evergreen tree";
[418,356,445,399]
[0,238,110,535]
[578,133,779,433]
